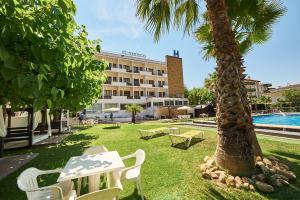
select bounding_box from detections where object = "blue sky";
[73,0,300,89]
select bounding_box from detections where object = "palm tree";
[196,0,286,60]
[204,71,217,92]
[135,0,285,176]
[126,104,143,123]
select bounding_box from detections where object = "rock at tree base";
[255,181,274,193]
[226,176,235,187]
[277,169,296,181]
[202,172,212,180]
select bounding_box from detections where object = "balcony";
[157,72,163,76]
[126,69,132,73]
[103,95,112,99]
[134,95,140,99]
[127,96,133,99]
[126,82,132,86]
[111,68,127,73]
[140,71,152,76]
[162,73,168,77]
[111,81,127,86]
[140,83,152,88]
[134,70,140,73]
[105,80,112,84]
[134,82,140,86]
[158,84,163,87]
[163,84,168,89]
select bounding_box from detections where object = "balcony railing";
[105,80,111,84]
[134,95,140,99]
[157,72,163,76]
[126,69,132,72]
[103,95,112,99]
[134,82,140,86]
[127,96,133,99]
[134,70,140,73]
[126,82,132,86]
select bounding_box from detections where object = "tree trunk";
[132,111,135,123]
[206,0,258,176]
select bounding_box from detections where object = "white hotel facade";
[87,51,188,120]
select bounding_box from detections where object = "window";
[175,100,183,105]
[140,91,144,96]
[120,104,128,110]
[113,77,117,82]
[146,102,151,108]
[119,77,122,82]
[149,92,155,97]
[104,90,111,96]
[113,90,117,96]
[140,79,144,84]
[165,100,169,106]
[91,103,102,111]
[153,102,159,107]
[124,91,130,96]
[183,101,188,105]
[119,64,123,68]
[170,101,174,106]
[104,103,118,109]
[120,90,123,96]
[112,63,117,68]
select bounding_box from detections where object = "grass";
[1,122,300,200]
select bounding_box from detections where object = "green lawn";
[1,122,300,200]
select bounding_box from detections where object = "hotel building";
[87,51,188,119]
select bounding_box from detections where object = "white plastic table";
[57,151,125,192]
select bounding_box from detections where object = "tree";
[195,0,286,60]
[126,104,143,123]
[188,87,215,105]
[184,85,190,98]
[136,0,284,175]
[0,0,106,112]
[256,96,272,104]
[282,89,300,105]
[204,71,217,92]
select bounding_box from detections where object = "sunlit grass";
[0,122,300,199]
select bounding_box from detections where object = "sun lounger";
[169,130,204,148]
[138,127,169,138]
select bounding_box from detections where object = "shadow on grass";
[261,150,300,200]
[121,188,147,200]
[103,126,121,130]
[203,187,239,200]
[140,132,168,140]
[0,133,98,200]
[171,138,205,150]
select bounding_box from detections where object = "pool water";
[252,114,300,126]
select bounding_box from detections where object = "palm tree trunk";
[205,0,257,176]
[132,111,135,123]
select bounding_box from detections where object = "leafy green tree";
[184,85,190,98]
[0,0,106,112]
[188,88,215,105]
[282,89,300,104]
[256,96,272,104]
[136,0,285,175]
[126,104,143,123]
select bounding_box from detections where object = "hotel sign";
[121,50,146,58]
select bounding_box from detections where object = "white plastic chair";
[77,146,109,195]
[17,167,76,200]
[113,149,146,200]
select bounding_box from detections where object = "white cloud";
[87,0,144,39]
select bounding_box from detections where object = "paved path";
[0,153,38,180]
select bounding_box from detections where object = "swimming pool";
[252,114,300,126]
